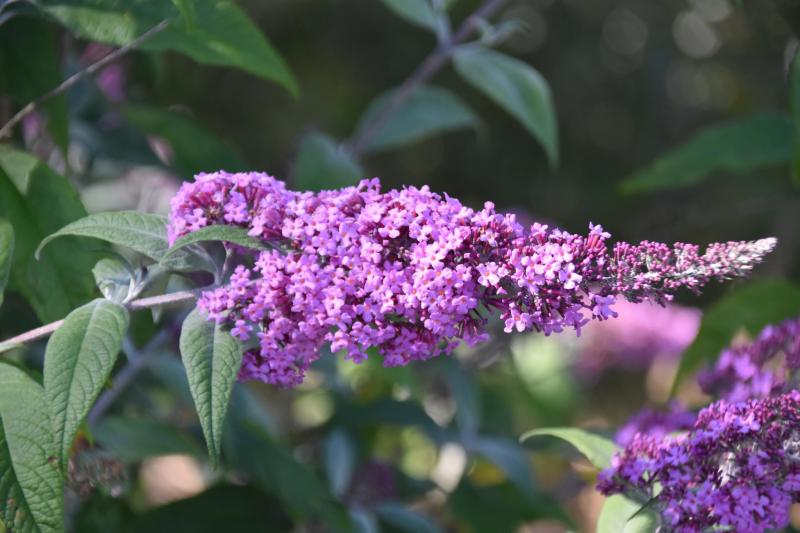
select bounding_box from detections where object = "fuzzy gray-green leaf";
[163,225,270,262]
[0,363,63,533]
[454,45,558,168]
[44,299,129,469]
[597,495,658,533]
[179,307,243,465]
[37,211,169,261]
[520,427,618,470]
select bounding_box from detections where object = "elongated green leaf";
[0,146,96,322]
[323,429,356,497]
[40,0,298,95]
[454,45,558,167]
[791,52,800,186]
[0,219,13,308]
[520,427,618,469]
[0,17,69,151]
[179,307,243,465]
[295,132,363,191]
[123,103,246,177]
[44,299,129,469]
[93,416,202,462]
[92,257,133,303]
[597,495,658,533]
[467,436,534,495]
[622,112,793,194]
[375,502,441,533]
[379,0,454,31]
[225,421,350,528]
[172,0,196,31]
[356,85,479,153]
[444,359,480,437]
[0,363,63,533]
[129,484,291,533]
[37,211,169,261]
[671,279,800,393]
[164,224,270,262]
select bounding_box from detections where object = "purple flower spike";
[599,391,800,532]
[168,172,776,387]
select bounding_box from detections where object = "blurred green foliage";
[0,0,799,531]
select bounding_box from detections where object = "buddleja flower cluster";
[699,316,800,402]
[168,171,775,387]
[598,391,800,532]
[600,317,800,532]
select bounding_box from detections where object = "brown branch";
[0,19,170,140]
[346,0,507,157]
[0,289,198,350]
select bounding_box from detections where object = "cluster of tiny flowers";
[698,316,800,402]
[614,401,695,447]
[574,301,700,379]
[168,171,775,387]
[598,391,800,532]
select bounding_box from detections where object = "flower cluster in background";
[574,300,701,379]
[614,401,695,447]
[598,315,800,531]
[168,171,775,387]
[698,316,800,402]
[599,391,800,532]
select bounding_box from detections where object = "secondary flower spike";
[598,391,800,532]
[168,171,776,387]
[699,316,800,402]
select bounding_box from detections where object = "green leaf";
[93,416,202,462]
[44,298,129,469]
[790,51,800,186]
[0,219,13,308]
[444,358,480,437]
[122,103,247,177]
[37,211,169,261]
[294,132,363,191]
[0,17,69,151]
[375,502,441,533]
[0,363,63,533]
[225,422,350,529]
[0,146,97,322]
[40,0,298,96]
[467,436,534,495]
[378,0,453,31]
[453,45,558,168]
[621,112,794,194]
[449,480,572,532]
[92,257,134,303]
[671,279,800,393]
[356,85,479,153]
[129,484,292,533]
[597,495,658,533]
[164,224,270,262]
[172,0,196,31]
[520,427,618,470]
[179,307,243,466]
[323,429,356,497]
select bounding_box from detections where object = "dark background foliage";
[0,0,799,531]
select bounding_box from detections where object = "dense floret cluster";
[698,316,800,402]
[599,391,800,532]
[168,171,775,387]
[614,401,695,447]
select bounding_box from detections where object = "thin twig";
[347,0,507,157]
[0,19,171,140]
[0,289,198,349]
